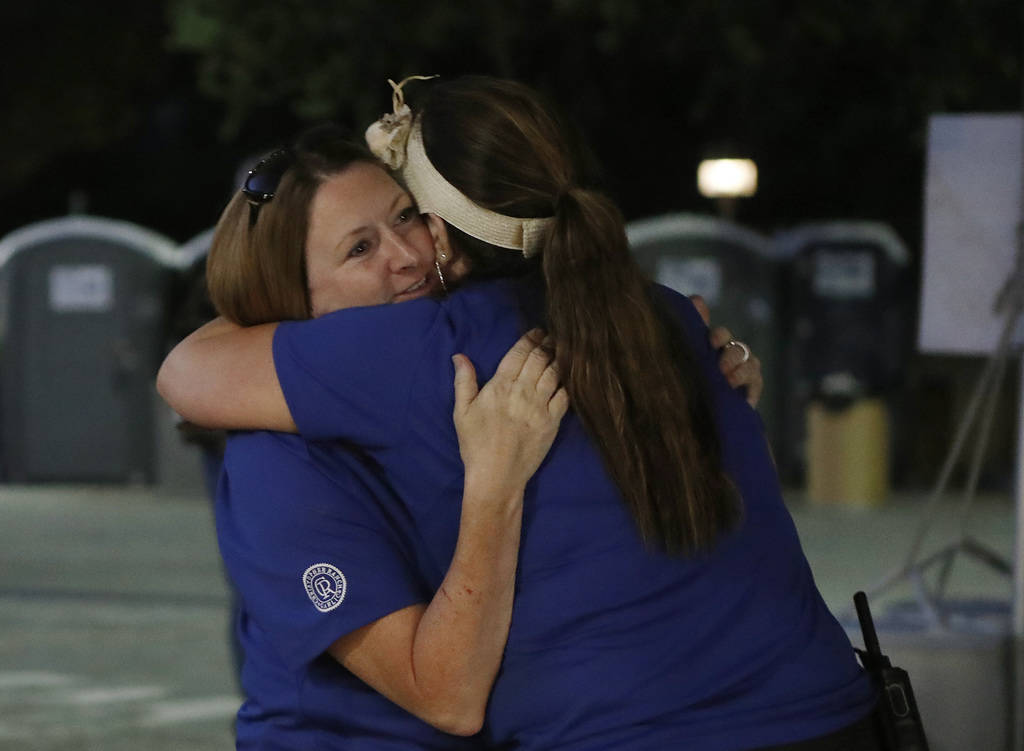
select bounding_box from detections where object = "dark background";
[2,0,1021,488]
[4,0,1019,245]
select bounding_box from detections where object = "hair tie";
[555,185,581,211]
[363,75,438,169]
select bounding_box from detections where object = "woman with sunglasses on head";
[160,76,877,750]
[166,126,572,749]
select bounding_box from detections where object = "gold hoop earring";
[434,259,449,295]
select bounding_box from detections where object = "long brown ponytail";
[545,186,740,553]
[419,77,741,554]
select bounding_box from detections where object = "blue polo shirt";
[218,431,479,750]
[271,277,877,750]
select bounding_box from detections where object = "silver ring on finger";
[726,339,751,364]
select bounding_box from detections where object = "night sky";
[4,2,1019,251]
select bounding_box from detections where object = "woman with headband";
[160,77,875,750]
[164,121,760,749]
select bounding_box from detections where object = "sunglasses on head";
[242,148,293,228]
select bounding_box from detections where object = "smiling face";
[305,162,441,316]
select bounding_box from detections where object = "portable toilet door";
[773,221,913,497]
[0,216,178,482]
[627,212,783,457]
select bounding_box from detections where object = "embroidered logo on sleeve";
[302,563,347,613]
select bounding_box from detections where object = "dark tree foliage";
[165,0,1020,247]
[0,1,237,238]
[1,3,169,198]
[0,0,1018,244]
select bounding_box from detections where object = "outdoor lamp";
[697,158,758,198]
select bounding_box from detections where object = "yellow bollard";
[806,398,890,507]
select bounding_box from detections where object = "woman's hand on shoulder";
[452,330,568,499]
[689,295,763,409]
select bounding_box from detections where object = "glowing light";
[697,159,758,198]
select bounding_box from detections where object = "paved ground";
[0,481,1019,750]
[0,484,238,751]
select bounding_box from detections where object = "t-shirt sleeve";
[272,298,448,446]
[217,431,429,670]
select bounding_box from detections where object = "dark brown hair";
[206,125,377,325]
[419,76,741,554]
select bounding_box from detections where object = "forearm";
[411,482,522,732]
[331,336,562,733]
[156,317,295,432]
[331,475,524,736]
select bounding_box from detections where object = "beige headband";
[365,76,553,258]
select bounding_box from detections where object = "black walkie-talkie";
[853,591,930,751]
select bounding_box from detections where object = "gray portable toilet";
[155,226,219,496]
[626,213,783,457]
[0,216,179,482]
[774,221,913,499]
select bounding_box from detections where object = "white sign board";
[48,265,114,313]
[813,249,877,299]
[918,113,1023,354]
[656,257,723,306]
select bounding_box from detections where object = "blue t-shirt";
[272,277,877,750]
[217,431,479,750]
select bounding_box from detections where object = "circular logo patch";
[302,563,347,613]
